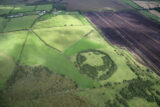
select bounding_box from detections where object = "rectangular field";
[85,12,160,71]
[0,5,14,15]
[4,15,38,32]
[12,5,35,13]
[36,4,52,11]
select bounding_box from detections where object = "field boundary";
[16,31,30,65]
[31,30,61,53]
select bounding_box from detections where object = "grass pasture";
[12,5,35,13]
[34,26,93,51]
[34,13,89,29]
[0,17,8,32]
[36,4,52,11]
[64,30,137,84]
[64,37,105,56]
[0,31,28,61]
[0,5,14,15]
[4,15,38,32]
[20,32,99,88]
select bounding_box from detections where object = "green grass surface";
[36,4,52,11]
[90,31,137,83]
[0,31,28,61]
[64,37,105,56]
[0,5,14,15]
[65,30,137,83]
[12,5,35,13]
[128,97,158,107]
[34,26,93,51]
[0,53,15,91]
[33,14,89,29]
[0,17,7,32]
[20,32,99,88]
[4,15,38,32]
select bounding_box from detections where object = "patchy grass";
[12,5,35,13]
[64,37,105,56]
[0,31,28,61]
[88,31,137,83]
[0,5,14,15]
[65,30,137,84]
[0,17,8,32]
[4,15,38,32]
[34,26,93,51]
[0,53,15,91]
[36,4,52,11]
[33,14,89,29]
[128,97,158,107]
[20,32,99,88]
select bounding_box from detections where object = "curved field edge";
[19,31,100,88]
[64,30,137,84]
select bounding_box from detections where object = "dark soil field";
[62,0,131,11]
[84,12,160,72]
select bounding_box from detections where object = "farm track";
[85,11,160,73]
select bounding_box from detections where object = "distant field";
[34,26,93,51]
[20,32,99,88]
[0,17,8,32]
[62,0,131,11]
[12,5,35,13]
[4,15,38,32]
[36,4,52,11]
[33,13,89,29]
[0,5,14,15]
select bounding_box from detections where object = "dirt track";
[85,12,160,72]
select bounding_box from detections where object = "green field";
[0,3,160,106]
[0,5,14,15]
[12,5,35,13]
[65,30,137,84]
[33,14,89,29]
[0,17,7,32]
[34,26,93,51]
[0,31,27,91]
[0,31,28,60]
[4,15,38,32]
[36,4,52,11]
[20,32,99,88]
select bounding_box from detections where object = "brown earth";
[84,11,160,72]
[62,0,131,11]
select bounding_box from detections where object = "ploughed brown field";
[62,0,131,11]
[84,12,160,72]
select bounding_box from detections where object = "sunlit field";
[0,0,160,107]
